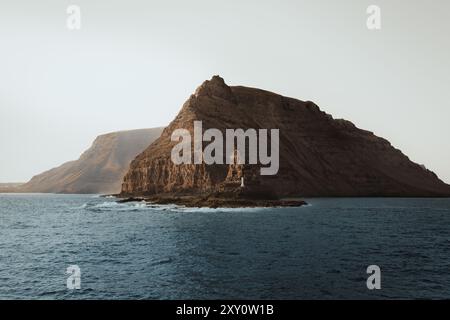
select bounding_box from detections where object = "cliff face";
[20,128,163,194]
[121,76,450,198]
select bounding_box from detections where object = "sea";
[0,194,449,299]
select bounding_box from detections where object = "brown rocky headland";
[119,75,450,208]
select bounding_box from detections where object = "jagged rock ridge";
[121,76,450,198]
[20,128,163,194]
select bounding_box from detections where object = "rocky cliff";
[121,76,450,198]
[20,128,163,194]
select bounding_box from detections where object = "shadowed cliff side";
[19,128,164,194]
[121,76,450,199]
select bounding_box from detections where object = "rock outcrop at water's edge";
[120,76,450,206]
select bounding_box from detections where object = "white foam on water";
[78,200,150,212]
[78,199,294,213]
[174,206,270,213]
[94,201,123,208]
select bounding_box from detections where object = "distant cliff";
[20,128,163,194]
[121,76,450,198]
[0,183,24,193]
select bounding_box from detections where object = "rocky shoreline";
[115,194,307,208]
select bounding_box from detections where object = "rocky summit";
[121,76,450,201]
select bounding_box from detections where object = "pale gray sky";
[0,0,449,183]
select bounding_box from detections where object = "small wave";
[175,206,271,213]
[77,200,290,214]
[78,200,151,212]
[146,203,181,211]
[94,201,124,208]
[9,221,33,229]
[150,258,174,266]
[141,202,273,213]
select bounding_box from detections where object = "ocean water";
[0,194,449,300]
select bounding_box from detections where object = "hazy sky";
[1,0,449,183]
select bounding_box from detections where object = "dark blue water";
[1,194,450,299]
